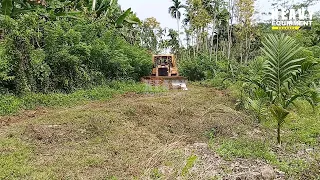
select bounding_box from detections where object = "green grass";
[215,99,320,178]
[216,138,313,177]
[0,137,33,179]
[151,168,163,179]
[0,81,166,116]
[260,100,320,147]
[0,84,318,179]
[284,101,320,146]
[217,139,277,163]
[181,155,198,176]
[274,158,309,176]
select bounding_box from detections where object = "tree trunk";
[202,27,205,52]
[227,0,234,59]
[277,122,281,144]
[240,43,243,64]
[246,33,251,63]
[210,26,214,61]
[15,40,31,95]
[245,32,248,63]
[207,27,209,53]
[192,33,196,57]
[92,0,97,11]
[216,29,219,62]
[177,18,181,46]
[227,24,232,59]
[196,29,200,53]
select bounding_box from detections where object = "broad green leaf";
[124,16,141,25]
[1,0,13,16]
[115,8,131,27]
[270,104,289,125]
[261,34,305,101]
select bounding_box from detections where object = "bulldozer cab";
[152,55,178,77]
[154,56,173,66]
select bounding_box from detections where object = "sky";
[117,0,320,49]
[117,0,320,31]
[117,0,183,30]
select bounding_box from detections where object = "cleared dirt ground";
[0,85,318,179]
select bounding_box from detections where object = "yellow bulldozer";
[141,55,188,90]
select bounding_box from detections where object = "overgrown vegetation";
[174,0,320,144]
[169,0,319,178]
[0,1,152,94]
[0,0,320,179]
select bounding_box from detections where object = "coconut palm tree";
[168,0,185,44]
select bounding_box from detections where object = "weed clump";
[217,139,277,163]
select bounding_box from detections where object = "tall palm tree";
[168,0,185,44]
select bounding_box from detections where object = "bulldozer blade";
[142,76,188,90]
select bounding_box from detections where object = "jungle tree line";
[163,0,320,62]
[165,0,320,144]
[0,0,164,94]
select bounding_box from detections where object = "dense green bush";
[0,13,152,94]
[180,36,319,129]
[180,52,245,89]
[180,53,231,78]
[179,53,213,81]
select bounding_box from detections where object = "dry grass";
[0,85,317,179]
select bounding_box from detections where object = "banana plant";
[92,0,116,18]
[0,0,83,19]
[1,0,140,26]
[88,0,140,27]
[1,0,46,16]
[90,0,140,26]
[261,34,319,144]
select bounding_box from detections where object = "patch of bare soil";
[0,85,281,179]
[0,107,48,126]
[141,142,284,180]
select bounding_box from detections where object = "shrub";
[179,52,236,83]
[0,13,153,94]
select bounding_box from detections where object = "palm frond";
[1,0,13,16]
[290,60,319,88]
[168,0,185,20]
[168,6,175,13]
[176,10,181,20]
[261,34,305,98]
